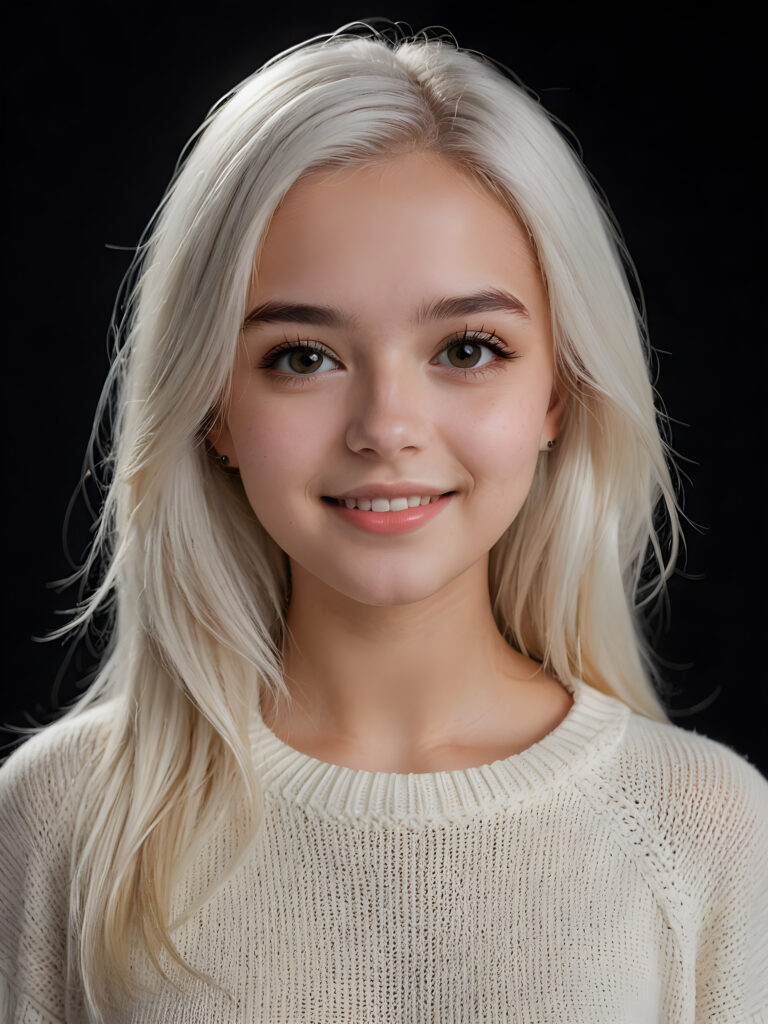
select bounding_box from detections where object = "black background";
[2,4,765,774]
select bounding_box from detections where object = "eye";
[433,329,518,376]
[435,336,498,371]
[257,328,517,382]
[258,339,340,376]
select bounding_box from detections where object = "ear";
[205,413,239,468]
[539,380,566,452]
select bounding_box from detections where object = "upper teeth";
[339,495,440,511]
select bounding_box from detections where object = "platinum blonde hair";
[42,23,680,1016]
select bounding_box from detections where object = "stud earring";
[207,445,239,473]
[547,439,557,449]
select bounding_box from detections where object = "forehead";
[287,150,508,212]
[250,151,544,321]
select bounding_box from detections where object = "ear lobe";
[541,381,566,451]
[205,417,238,468]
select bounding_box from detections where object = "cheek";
[229,398,330,500]
[458,393,544,485]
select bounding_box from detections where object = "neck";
[263,555,564,767]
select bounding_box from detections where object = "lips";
[324,491,454,534]
[324,493,450,509]
[322,491,455,511]
[327,482,455,501]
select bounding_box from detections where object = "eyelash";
[256,328,519,385]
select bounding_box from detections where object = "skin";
[210,151,573,773]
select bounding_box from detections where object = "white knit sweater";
[1,676,767,1023]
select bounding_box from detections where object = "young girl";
[1,23,766,1024]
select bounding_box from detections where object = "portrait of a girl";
[2,21,766,1024]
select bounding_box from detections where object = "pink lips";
[325,493,453,534]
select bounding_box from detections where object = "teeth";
[338,494,443,511]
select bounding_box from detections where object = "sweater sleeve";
[692,747,768,1022]
[0,712,109,1024]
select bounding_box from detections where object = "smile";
[322,493,455,535]
[325,494,447,511]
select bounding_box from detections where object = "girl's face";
[215,151,562,607]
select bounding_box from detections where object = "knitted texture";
[1,677,767,1022]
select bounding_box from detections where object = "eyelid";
[256,328,518,379]
[255,338,340,373]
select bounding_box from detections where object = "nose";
[344,357,431,460]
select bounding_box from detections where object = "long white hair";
[38,23,680,1016]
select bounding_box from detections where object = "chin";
[317,564,448,608]
[366,567,476,608]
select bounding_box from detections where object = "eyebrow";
[242,287,530,330]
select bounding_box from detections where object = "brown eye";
[445,341,484,369]
[259,341,340,376]
[435,336,498,372]
[287,348,324,374]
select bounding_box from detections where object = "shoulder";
[589,708,768,900]
[616,712,768,830]
[0,700,120,837]
[1,699,118,780]
[0,705,119,1022]
[606,713,768,1017]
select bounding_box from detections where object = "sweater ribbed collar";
[249,676,630,825]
